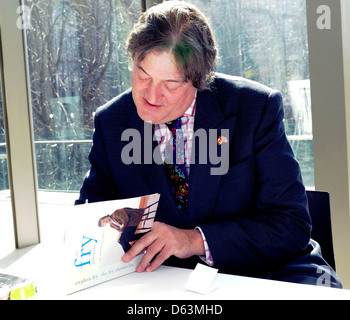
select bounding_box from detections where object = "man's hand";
[122,221,205,272]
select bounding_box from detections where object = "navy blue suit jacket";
[77,74,340,284]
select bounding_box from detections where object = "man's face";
[98,216,110,227]
[131,51,196,124]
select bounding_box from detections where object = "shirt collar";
[183,90,197,117]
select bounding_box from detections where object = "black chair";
[306,190,336,270]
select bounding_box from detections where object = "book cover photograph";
[63,193,160,294]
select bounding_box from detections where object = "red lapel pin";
[217,136,228,145]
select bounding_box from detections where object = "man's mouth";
[145,99,161,108]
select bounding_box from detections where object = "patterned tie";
[164,117,189,221]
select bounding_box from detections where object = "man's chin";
[136,109,163,125]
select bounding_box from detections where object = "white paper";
[185,263,218,295]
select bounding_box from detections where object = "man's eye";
[164,82,182,91]
[139,75,150,81]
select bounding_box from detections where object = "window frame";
[0,0,39,248]
[306,0,350,286]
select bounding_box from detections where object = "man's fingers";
[122,221,164,263]
[122,232,153,263]
[136,241,168,272]
[145,245,172,272]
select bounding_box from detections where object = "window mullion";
[0,0,40,248]
[307,0,350,287]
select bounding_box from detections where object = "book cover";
[0,273,37,300]
[63,193,160,294]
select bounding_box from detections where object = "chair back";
[306,190,336,270]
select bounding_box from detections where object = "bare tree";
[24,0,140,190]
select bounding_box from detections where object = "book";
[0,273,37,300]
[63,193,160,295]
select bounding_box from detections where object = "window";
[22,0,141,242]
[0,0,315,247]
[25,0,140,192]
[0,54,16,259]
[188,0,314,187]
[19,0,313,245]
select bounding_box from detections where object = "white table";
[1,244,349,300]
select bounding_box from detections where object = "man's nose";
[147,81,163,104]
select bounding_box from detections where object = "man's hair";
[126,1,218,90]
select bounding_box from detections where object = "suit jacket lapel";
[187,88,236,228]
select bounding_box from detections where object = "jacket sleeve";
[199,90,312,275]
[75,109,121,205]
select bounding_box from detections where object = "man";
[76,1,341,287]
